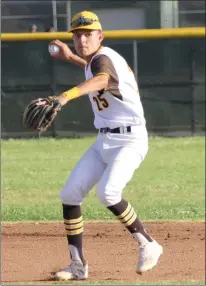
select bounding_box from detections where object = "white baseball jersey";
[60,46,149,208]
[85,46,146,129]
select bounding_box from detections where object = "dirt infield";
[2,221,205,284]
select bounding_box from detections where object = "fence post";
[51,0,58,137]
[190,48,196,136]
[66,1,72,31]
[133,39,138,79]
[52,0,58,31]
[50,58,57,138]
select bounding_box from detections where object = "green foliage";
[2,137,205,221]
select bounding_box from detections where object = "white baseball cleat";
[54,260,88,281]
[136,240,163,274]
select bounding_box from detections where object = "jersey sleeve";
[91,55,119,88]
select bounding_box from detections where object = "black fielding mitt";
[23,97,62,132]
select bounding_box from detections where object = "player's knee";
[59,181,83,205]
[97,186,121,207]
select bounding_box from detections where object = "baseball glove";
[23,97,62,132]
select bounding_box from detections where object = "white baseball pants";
[59,125,148,207]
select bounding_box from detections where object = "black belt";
[99,126,132,134]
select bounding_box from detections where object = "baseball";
[48,44,60,55]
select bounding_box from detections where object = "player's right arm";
[49,40,87,69]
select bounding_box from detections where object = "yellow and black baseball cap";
[69,11,102,33]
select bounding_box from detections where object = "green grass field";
[2,136,205,222]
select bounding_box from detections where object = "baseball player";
[48,11,163,281]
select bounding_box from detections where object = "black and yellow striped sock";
[107,199,153,242]
[63,204,85,263]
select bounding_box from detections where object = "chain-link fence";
[1,1,205,138]
[2,37,205,138]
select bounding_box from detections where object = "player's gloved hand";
[23,96,62,132]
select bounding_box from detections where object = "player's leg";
[97,149,152,242]
[54,145,105,281]
[97,147,163,274]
